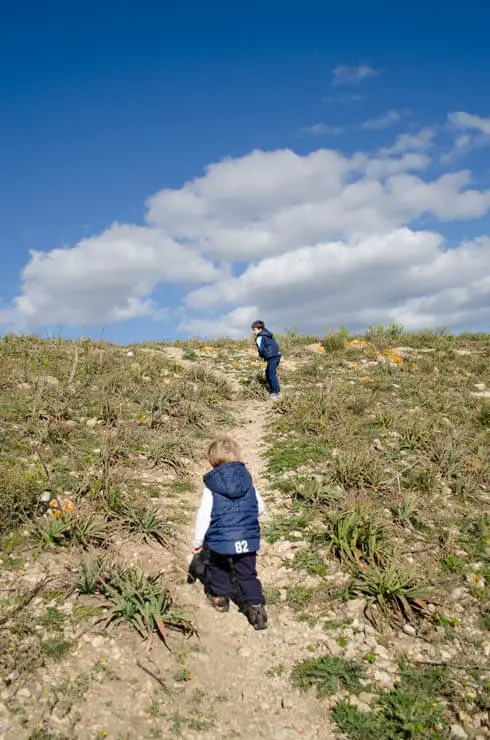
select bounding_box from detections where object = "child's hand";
[192,547,203,554]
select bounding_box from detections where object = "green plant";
[350,563,429,622]
[40,638,73,660]
[117,501,169,545]
[32,516,73,546]
[324,509,385,565]
[291,655,366,697]
[391,496,417,526]
[322,327,350,353]
[75,552,107,595]
[100,568,195,645]
[0,464,42,534]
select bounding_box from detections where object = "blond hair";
[207,437,241,467]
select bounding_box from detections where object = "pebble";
[402,624,416,636]
[17,688,31,699]
[450,725,468,739]
[91,635,105,648]
[373,670,393,686]
[239,648,251,659]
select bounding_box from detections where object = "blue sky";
[1,0,490,341]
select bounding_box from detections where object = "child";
[251,320,281,398]
[192,437,268,630]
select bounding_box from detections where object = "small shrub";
[350,562,429,622]
[322,327,350,353]
[324,509,386,565]
[117,501,169,545]
[0,465,42,534]
[100,567,195,645]
[292,655,366,697]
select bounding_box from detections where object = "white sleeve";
[256,489,265,516]
[192,487,213,549]
[256,336,263,351]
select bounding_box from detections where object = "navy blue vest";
[257,329,281,361]
[204,462,260,555]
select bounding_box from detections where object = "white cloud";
[0,223,221,330]
[448,111,490,135]
[443,111,490,162]
[332,64,379,87]
[3,129,490,337]
[361,109,403,130]
[147,147,489,263]
[182,230,490,337]
[381,128,434,155]
[302,123,345,136]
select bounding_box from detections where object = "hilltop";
[0,328,489,739]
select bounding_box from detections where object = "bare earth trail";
[170,398,335,740]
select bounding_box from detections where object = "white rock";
[402,624,416,636]
[86,418,98,428]
[473,383,486,391]
[375,645,390,660]
[91,635,105,648]
[373,670,394,687]
[17,688,31,699]
[450,725,468,739]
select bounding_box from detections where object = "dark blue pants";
[205,550,265,605]
[265,357,281,395]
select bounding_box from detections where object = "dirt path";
[173,399,335,739]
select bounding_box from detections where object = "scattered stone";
[238,647,251,659]
[373,670,394,687]
[86,418,98,428]
[91,635,105,648]
[450,725,468,739]
[472,390,490,398]
[402,624,416,637]
[43,375,59,385]
[17,688,31,699]
[372,438,384,452]
[473,383,486,391]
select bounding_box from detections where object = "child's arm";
[192,487,213,552]
[255,489,266,516]
[255,336,265,359]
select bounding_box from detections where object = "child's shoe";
[246,603,268,630]
[207,594,230,613]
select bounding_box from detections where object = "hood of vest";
[259,328,274,338]
[203,461,252,500]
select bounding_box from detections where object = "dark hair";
[251,320,265,330]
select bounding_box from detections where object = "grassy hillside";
[0,328,489,739]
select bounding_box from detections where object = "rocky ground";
[0,330,489,739]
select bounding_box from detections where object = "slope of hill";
[0,329,489,739]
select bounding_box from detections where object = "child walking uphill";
[251,320,281,398]
[192,437,268,630]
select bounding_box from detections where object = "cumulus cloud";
[0,224,221,330]
[332,64,379,87]
[2,126,490,337]
[182,230,490,337]
[443,111,490,162]
[448,111,490,135]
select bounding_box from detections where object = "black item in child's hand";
[187,547,208,584]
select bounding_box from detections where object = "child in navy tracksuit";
[192,437,267,630]
[251,320,281,398]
